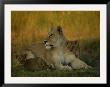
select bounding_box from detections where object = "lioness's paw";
[65,65,72,71]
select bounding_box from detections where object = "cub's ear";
[57,26,62,34]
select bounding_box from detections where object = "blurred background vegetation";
[11,11,100,77]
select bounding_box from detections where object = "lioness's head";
[44,26,66,49]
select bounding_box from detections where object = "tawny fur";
[24,26,92,70]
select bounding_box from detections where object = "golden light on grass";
[11,11,100,50]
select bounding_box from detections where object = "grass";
[79,39,100,68]
[11,11,100,46]
[12,67,99,77]
[11,11,100,77]
[11,39,100,77]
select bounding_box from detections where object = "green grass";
[12,67,99,77]
[11,39,100,77]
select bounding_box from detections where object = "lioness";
[43,26,92,70]
[22,26,91,71]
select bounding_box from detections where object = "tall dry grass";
[11,11,100,50]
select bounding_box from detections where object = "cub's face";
[44,26,64,49]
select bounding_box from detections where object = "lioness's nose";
[44,40,47,44]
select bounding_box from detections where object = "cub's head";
[44,26,66,49]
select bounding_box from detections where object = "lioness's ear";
[57,26,62,34]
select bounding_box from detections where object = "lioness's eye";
[49,34,54,37]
